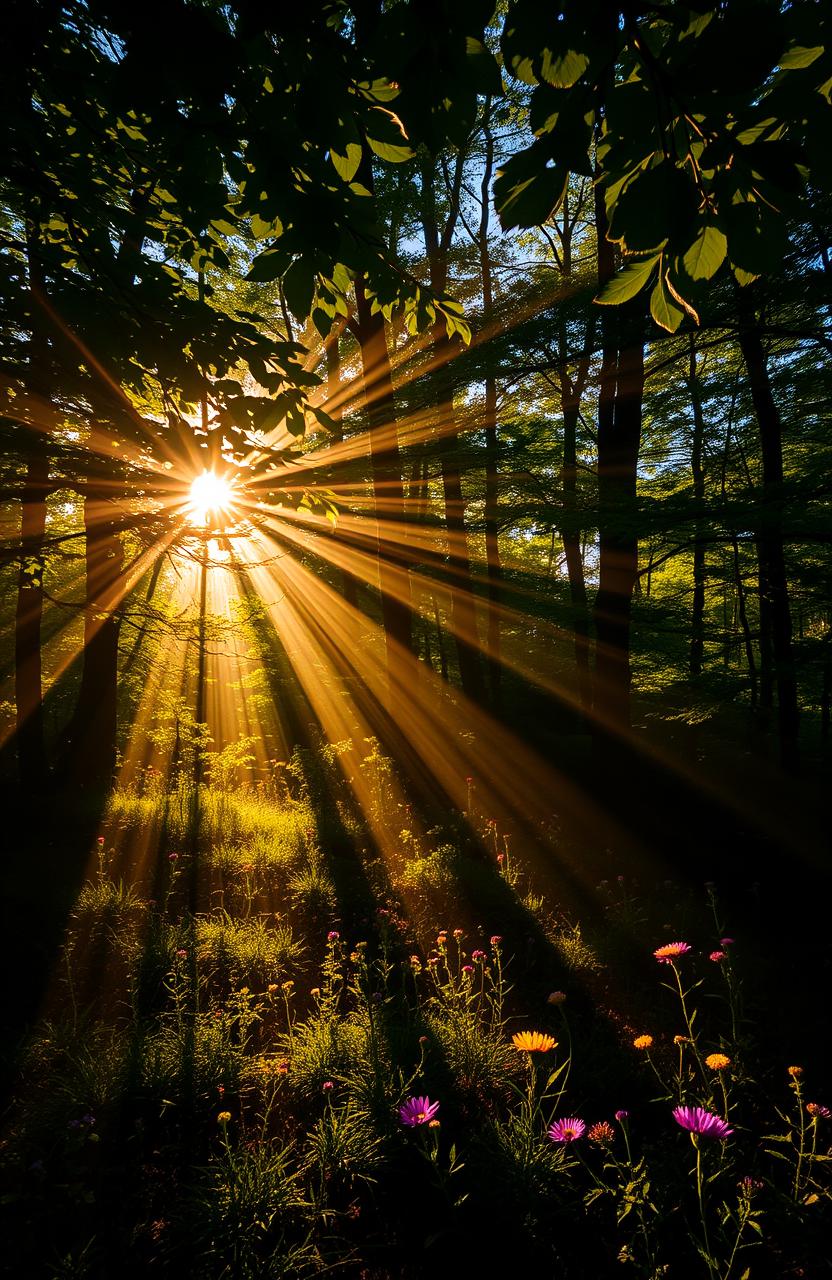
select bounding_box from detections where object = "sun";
[188,470,234,525]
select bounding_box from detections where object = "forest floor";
[0,730,830,1278]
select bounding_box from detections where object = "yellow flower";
[788,1065,803,1078]
[633,1035,654,1051]
[217,1111,232,1124]
[705,1053,731,1071]
[673,1035,688,1045]
[512,1030,557,1053]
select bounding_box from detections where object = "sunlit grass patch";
[195,913,304,985]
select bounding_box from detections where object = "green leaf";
[650,277,685,333]
[595,254,660,305]
[540,46,589,89]
[682,225,728,281]
[281,259,316,320]
[494,147,568,230]
[330,141,362,183]
[780,44,824,70]
[365,108,413,164]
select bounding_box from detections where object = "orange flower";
[512,1031,557,1053]
[633,1035,654,1050]
[705,1053,731,1071]
[788,1065,804,1078]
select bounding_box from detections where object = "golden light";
[188,470,234,525]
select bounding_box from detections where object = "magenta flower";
[720,937,735,947]
[327,931,339,942]
[709,950,727,963]
[654,941,692,964]
[672,1106,733,1139]
[614,1109,630,1122]
[399,1096,440,1127]
[547,1117,586,1144]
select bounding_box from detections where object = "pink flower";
[399,1096,440,1127]
[720,937,735,947]
[548,1117,586,1144]
[654,941,692,964]
[709,950,727,963]
[490,935,503,946]
[327,931,339,942]
[672,1106,733,1140]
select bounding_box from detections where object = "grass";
[1,761,830,1278]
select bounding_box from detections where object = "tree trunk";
[592,185,645,735]
[353,275,414,699]
[562,399,592,714]
[688,336,707,677]
[479,101,503,709]
[14,223,51,791]
[15,443,49,790]
[66,460,124,787]
[736,288,800,770]
[325,330,358,608]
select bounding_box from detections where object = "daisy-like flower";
[788,1065,803,1078]
[399,1096,440,1127]
[709,950,727,963]
[705,1052,731,1071]
[633,1035,653,1050]
[654,941,692,964]
[807,1102,831,1119]
[588,1120,615,1145]
[672,1106,733,1139]
[548,1117,586,1143]
[217,1111,232,1124]
[512,1031,557,1053]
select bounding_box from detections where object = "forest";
[0,1,830,1275]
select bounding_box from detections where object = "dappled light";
[1,3,830,1277]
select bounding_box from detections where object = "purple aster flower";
[672,1106,733,1139]
[547,1116,586,1144]
[399,1095,440,1127]
[614,1109,630,1122]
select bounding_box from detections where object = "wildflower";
[427,955,439,967]
[497,853,504,865]
[674,1035,689,1045]
[399,1096,440,1127]
[276,1059,289,1074]
[633,1035,653,1050]
[350,952,360,963]
[588,1121,615,1146]
[709,951,727,963]
[672,1106,733,1140]
[490,935,503,946]
[240,863,254,875]
[418,1035,429,1045]
[705,1053,731,1071]
[453,928,464,939]
[547,991,567,1005]
[788,1065,803,1078]
[176,949,187,959]
[168,852,178,862]
[654,941,692,963]
[310,986,321,997]
[807,1103,831,1119]
[428,1118,441,1128]
[720,937,735,947]
[322,1081,334,1092]
[472,949,486,962]
[267,983,278,994]
[97,837,105,846]
[512,1031,557,1053]
[738,1176,764,1195]
[548,1117,586,1144]
[217,1111,232,1124]
[614,1110,630,1122]
[327,931,340,942]
[462,964,474,974]
[466,775,473,784]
